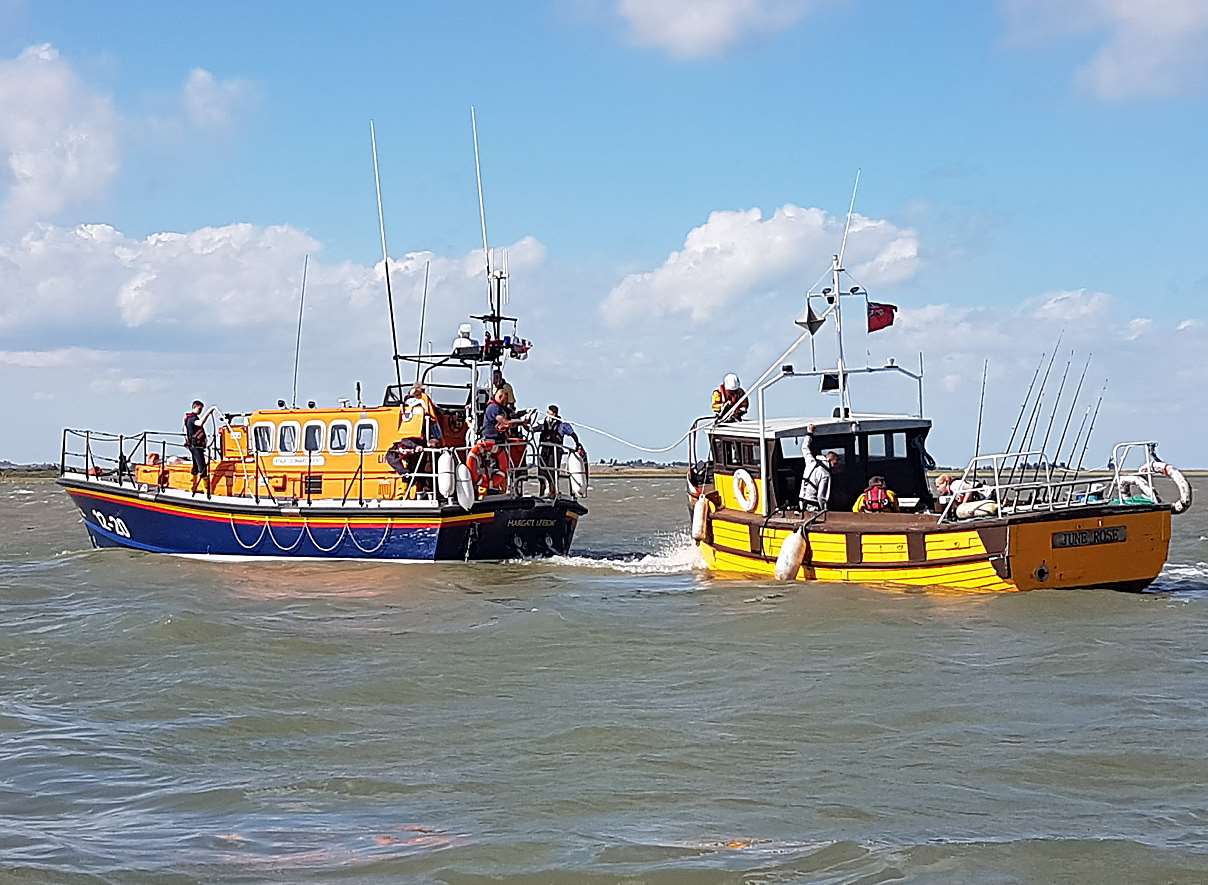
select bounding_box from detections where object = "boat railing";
[61,428,192,492]
[938,442,1163,523]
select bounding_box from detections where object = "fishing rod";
[1032,350,1073,485]
[290,253,309,407]
[972,358,988,483]
[1059,405,1091,486]
[414,260,430,385]
[1003,350,1046,455]
[370,121,404,389]
[1050,354,1091,488]
[1009,333,1063,486]
[1073,382,1107,476]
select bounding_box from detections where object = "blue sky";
[1,0,1207,465]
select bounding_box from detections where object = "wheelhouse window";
[354,420,377,453]
[328,421,351,453]
[277,422,300,453]
[303,421,325,453]
[252,423,274,453]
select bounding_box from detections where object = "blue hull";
[61,479,584,560]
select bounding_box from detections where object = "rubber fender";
[774,529,806,582]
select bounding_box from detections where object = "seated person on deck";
[853,475,899,513]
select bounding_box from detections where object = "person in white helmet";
[710,373,748,422]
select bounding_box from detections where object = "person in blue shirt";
[537,404,584,491]
[471,389,530,493]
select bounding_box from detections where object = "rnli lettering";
[507,518,557,527]
[1052,526,1127,549]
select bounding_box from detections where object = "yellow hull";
[699,505,1171,593]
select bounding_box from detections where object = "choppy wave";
[522,535,704,575]
[1151,561,1208,595]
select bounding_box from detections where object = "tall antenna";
[470,106,492,298]
[837,168,862,268]
[414,260,430,385]
[369,120,404,389]
[973,358,988,480]
[290,253,309,407]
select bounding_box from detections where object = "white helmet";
[723,373,740,391]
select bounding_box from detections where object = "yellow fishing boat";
[685,219,1192,593]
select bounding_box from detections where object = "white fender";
[437,450,456,498]
[732,468,758,513]
[1120,474,1158,503]
[568,451,588,497]
[691,494,709,542]
[454,463,475,511]
[955,500,999,519]
[774,529,807,582]
[1151,460,1193,514]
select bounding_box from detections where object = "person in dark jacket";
[183,399,215,495]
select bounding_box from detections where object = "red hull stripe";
[67,485,494,529]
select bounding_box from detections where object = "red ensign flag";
[867,301,897,332]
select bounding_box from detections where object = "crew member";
[537,404,585,491]
[404,383,443,443]
[470,389,529,493]
[183,399,215,496]
[491,368,516,410]
[934,473,983,510]
[799,423,841,512]
[710,373,748,422]
[853,475,899,513]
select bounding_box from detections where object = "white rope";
[304,519,349,553]
[559,420,699,455]
[230,515,269,550]
[348,518,393,554]
[265,519,306,552]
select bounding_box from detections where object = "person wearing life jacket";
[537,404,585,492]
[853,475,899,513]
[934,473,984,511]
[183,399,215,496]
[468,389,530,494]
[798,423,841,512]
[710,373,749,422]
[403,383,443,444]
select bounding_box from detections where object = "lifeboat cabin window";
[328,421,351,453]
[278,422,300,453]
[354,420,378,453]
[252,423,274,454]
[303,421,325,453]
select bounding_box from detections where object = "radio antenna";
[369,120,404,389]
[470,107,492,294]
[837,168,861,268]
[290,253,309,407]
[414,260,430,385]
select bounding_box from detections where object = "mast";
[290,253,309,407]
[830,252,850,417]
[470,106,502,344]
[369,120,404,389]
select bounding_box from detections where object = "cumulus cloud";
[182,67,255,130]
[601,204,919,324]
[0,44,119,229]
[1030,288,1112,322]
[0,346,113,368]
[616,0,822,58]
[1001,0,1208,100]
[0,220,546,351]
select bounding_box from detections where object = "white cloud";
[0,220,546,352]
[182,68,254,130]
[1001,0,1208,100]
[601,204,919,324]
[0,44,119,229]
[1030,288,1112,322]
[1176,318,1201,332]
[1124,316,1152,340]
[0,346,112,368]
[616,0,821,58]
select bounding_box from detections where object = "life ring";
[732,468,758,513]
[1150,460,1193,514]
